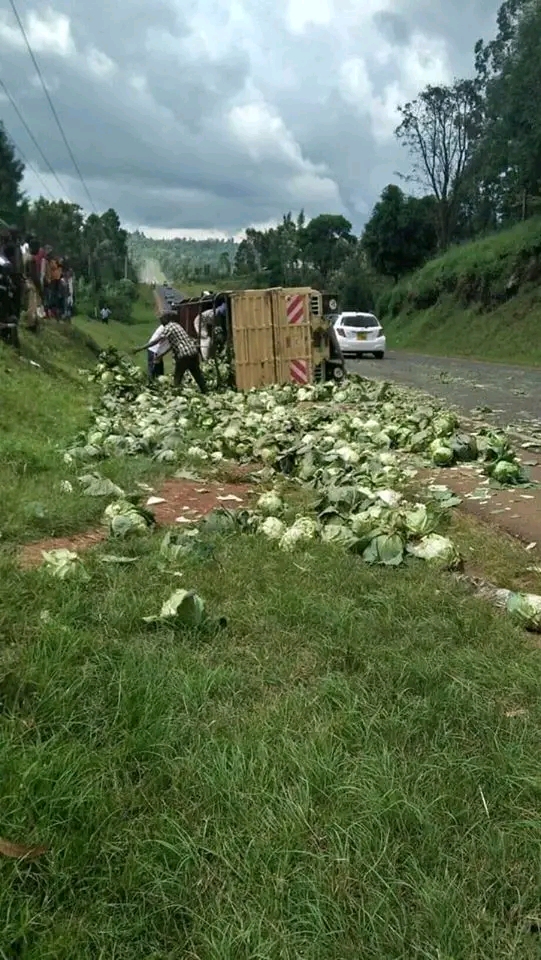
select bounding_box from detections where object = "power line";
[0,75,69,198]
[7,0,97,213]
[3,122,56,201]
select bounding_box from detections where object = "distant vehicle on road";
[332,311,386,359]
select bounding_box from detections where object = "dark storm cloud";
[0,0,501,235]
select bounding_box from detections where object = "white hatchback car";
[333,312,386,359]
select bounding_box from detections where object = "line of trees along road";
[0,125,137,320]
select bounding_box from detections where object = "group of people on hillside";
[0,225,74,348]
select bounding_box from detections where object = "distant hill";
[128,231,238,283]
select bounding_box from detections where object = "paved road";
[155,283,186,307]
[139,258,166,285]
[348,351,541,436]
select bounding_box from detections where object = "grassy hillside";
[0,318,170,543]
[379,218,541,365]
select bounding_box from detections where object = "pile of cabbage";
[252,487,460,566]
[62,352,529,567]
[73,351,524,487]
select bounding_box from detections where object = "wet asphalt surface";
[348,352,541,435]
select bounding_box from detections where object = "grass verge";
[380,217,541,365]
[0,321,171,544]
[2,525,541,959]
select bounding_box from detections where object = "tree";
[472,0,541,223]
[25,199,84,268]
[332,254,376,311]
[299,214,356,282]
[362,185,438,280]
[395,80,482,249]
[218,251,231,277]
[0,122,25,224]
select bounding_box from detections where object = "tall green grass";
[2,531,541,958]
[0,320,170,544]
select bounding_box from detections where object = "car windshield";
[341,314,379,328]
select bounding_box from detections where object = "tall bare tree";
[395,80,481,250]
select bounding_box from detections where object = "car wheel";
[374,352,384,360]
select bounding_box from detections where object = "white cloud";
[228,98,307,167]
[339,57,373,109]
[285,0,333,34]
[86,47,116,79]
[0,8,75,57]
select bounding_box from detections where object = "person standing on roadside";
[145,319,170,380]
[133,312,207,392]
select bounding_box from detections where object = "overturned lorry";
[161,287,345,390]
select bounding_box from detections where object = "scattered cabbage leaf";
[363,534,404,566]
[41,548,90,581]
[407,534,461,569]
[143,589,206,627]
[506,592,541,631]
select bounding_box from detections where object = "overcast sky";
[0,0,500,238]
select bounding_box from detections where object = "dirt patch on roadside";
[423,460,541,546]
[19,478,254,569]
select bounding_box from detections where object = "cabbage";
[279,517,318,551]
[256,491,284,516]
[376,489,402,507]
[259,516,286,540]
[351,506,384,537]
[488,459,524,485]
[41,548,90,581]
[433,413,458,437]
[143,589,206,627]
[430,440,455,466]
[321,522,358,549]
[506,592,541,631]
[186,446,208,460]
[335,445,360,464]
[407,534,461,569]
[78,473,124,497]
[450,433,478,462]
[404,503,436,536]
[362,534,404,566]
[103,500,151,538]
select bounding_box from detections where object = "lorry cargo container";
[170,286,344,390]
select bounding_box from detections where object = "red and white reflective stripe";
[286,294,304,325]
[290,359,308,384]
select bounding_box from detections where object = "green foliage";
[395,81,482,250]
[381,216,541,319]
[380,216,541,364]
[472,0,541,223]
[331,253,377,311]
[300,213,356,282]
[128,232,238,285]
[363,185,439,279]
[0,121,25,224]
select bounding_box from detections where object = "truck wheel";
[374,351,384,360]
